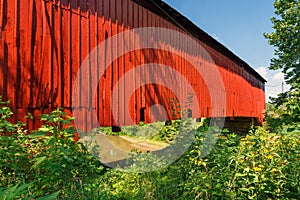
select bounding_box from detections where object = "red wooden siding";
[0,0,265,132]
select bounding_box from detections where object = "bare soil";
[106,135,168,153]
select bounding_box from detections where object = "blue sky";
[163,0,285,101]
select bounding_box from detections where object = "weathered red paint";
[0,0,265,133]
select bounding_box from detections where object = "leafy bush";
[0,97,106,199]
[150,120,181,143]
[184,127,300,199]
[0,182,34,200]
[95,126,299,199]
[0,96,299,199]
[265,102,300,134]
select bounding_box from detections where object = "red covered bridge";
[0,0,265,133]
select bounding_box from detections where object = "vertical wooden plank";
[173,25,180,119]
[0,35,4,98]
[0,0,3,37]
[70,0,79,109]
[116,0,122,126]
[228,69,232,117]
[70,0,85,131]
[156,14,163,119]
[109,0,117,127]
[26,0,35,130]
[0,0,7,101]
[149,12,155,121]
[88,0,98,130]
[120,18,126,127]
[171,25,178,115]
[5,0,16,107]
[157,16,163,118]
[122,0,128,125]
[164,20,170,118]
[142,10,149,122]
[96,0,104,126]
[39,0,51,110]
[93,0,100,126]
[135,4,142,123]
[150,13,162,120]
[51,3,61,108]
[14,0,21,109]
[103,0,112,126]
[61,2,71,108]
[0,0,3,97]
[80,0,89,110]
[32,0,44,109]
[140,5,146,111]
[81,0,89,132]
[127,0,136,125]
[12,0,18,110]
[47,2,56,109]
[128,0,135,124]
[227,60,231,117]
[132,2,139,123]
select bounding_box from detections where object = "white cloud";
[255,66,268,81]
[253,67,287,102]
[272,72,284,82]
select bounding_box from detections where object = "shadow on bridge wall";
[0,0,265,132]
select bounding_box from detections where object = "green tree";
[264,0,300,128]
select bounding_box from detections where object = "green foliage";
[100,119,197,144]
[265,100,300,133]
[0,182,59,200]
[0,182,34,200]
[97,126,128,136]
[96,127,300,199]
[0,97,26,135]
[186,127,300,199]
[150,120,181,143]
[0,98,106,199]
[264,0,300,83]
[0,97,299,199]
[264,0,300,124]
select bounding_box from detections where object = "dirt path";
[80,133,168,167]
[107,135,167,153]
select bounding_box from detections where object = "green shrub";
[95,126,299,199]
[183,127,300,199]
[0,96,299,199]
[0,97,107,199]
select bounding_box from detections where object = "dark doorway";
[140,107,146,122]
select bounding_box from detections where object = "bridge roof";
[133,0,266,83]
